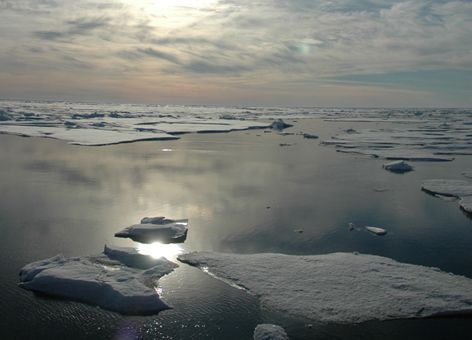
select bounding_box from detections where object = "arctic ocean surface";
[1,101,472,339]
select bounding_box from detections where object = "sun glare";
[136,242,184,260]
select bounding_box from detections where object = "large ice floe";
[115,217,188,244]
[421,179,472,215]
[253,324,289,340]
[178,252,472,324]
[19,245,178,315]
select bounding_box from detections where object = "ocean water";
[1,114,472,339]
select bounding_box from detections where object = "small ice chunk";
[0,109,12,121]
[382,160,413,173]
[115,218,188,244]
[19,247,178,315]
[178,251,472,324]
[254,324,289,340]
[302,133,319,139]
[271,119,293,130]
[365,226,387,235]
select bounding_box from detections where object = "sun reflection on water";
[136,242,184,260]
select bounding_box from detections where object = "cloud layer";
[0,0,471,106]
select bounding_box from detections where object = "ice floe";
[322,118,472,162]
[115,217,188,244]
[19,245,178,315]
[383,160,413,173]
[178,251,472,324]
[421,179,472,216]
[365,226,388,236]
[253,324,289,340]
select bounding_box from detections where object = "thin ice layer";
[19,246,178,315]
[178,252,472,324]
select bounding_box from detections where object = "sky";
[0,0,471,107]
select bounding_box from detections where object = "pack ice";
[178,252,472,324]
[422,179,472,215]
[115,217,188,244]
[18,245,178,315]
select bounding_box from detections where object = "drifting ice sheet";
[19,245,178,315]
[253,324,289,340]
[421,179,472,216]
[178,252,472,324]
[115,217,188,244]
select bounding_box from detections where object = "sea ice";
[271,119,293,130]
[422,179,472,216]
[382,160,413,173]
[302,133,319,139]
[0,125,178,146]
[365,226,388,235]
[115,217,188,244]
[19,246,178,315]
[0,109,11,121]
[178,252,472,324]
[462,171,472,179]
[253,324,289,340]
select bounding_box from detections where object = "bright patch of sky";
[0,0,470,107]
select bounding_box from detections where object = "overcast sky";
[0,0,471,107]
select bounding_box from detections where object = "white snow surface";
[254,324,289,340]
[178,251,472,324]
[115,218,188,244]
[422,179,472,215]
[383,160,413,173]
[19,245,178,315]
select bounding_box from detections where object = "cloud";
[137,48,182,64]
[0,0,471,105]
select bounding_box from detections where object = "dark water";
[1,119,472,339]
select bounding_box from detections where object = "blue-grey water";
[1,118,472,339]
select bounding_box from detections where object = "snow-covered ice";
[365,226,388,235]
[19,245,178,315]
[383,160,413,173]
[422,179,472,216]
[115,217,188,244]
[178,252,472,324]
[253,324,289,340]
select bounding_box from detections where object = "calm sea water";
[1,118,471,339]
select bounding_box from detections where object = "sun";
[149,0,218,11]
